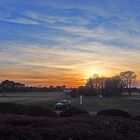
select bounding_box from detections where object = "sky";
[0,0,140,87]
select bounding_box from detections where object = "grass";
[0,92,140,115]
[72,94,140,115]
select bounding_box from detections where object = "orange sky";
[0,62,139,87]
[0,43,140,87]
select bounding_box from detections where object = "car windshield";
[61,101,66,103]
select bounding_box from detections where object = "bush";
[0,103,57,117]
[133,115,140,121]
[96,109,131,118]
[60,107,89,117]
[0,102,27,115]
[0,114,139,140]
[26,105,57,117]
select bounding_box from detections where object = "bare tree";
[86,74,105,91]
[86,74,108,96]
[86,74,125,96]
[104,75,124,96]
[120,71,137,95]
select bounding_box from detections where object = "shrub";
[133,115,140,121]
[0,114,139,139]
[60,107,89,117]
[0,102,27,115]
[96,109,131,118]
[26,105,57,117]
[0,103,57,117]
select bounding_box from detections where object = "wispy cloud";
[0,17,38,25]
[0,0,140,86]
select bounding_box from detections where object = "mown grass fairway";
[0,92,140,115]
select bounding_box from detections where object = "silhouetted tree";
[0,80,25,92]
[0,80,15,89]
[86,74,105,91]
[120,71,136,95]
[86,74,124,96]
[78,86,94,96]
[104,75,124,96]
[86,74,106,96]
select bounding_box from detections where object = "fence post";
[80,95,83,105]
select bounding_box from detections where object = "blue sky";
[0,0,140,86]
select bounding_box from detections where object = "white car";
[55,100,71,110]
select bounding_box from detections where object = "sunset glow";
[0,0,140,87]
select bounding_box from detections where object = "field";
[0,92,140,116]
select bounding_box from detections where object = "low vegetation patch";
[0,115,139,140]
[60,107,89,117]
[0,102,27,115]
[133,115,140,121]
[26,105,57,117]
[96,109,132,118]
[0,102,57,117]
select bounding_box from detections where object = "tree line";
[70,70,138,97]
[0,70,138,96]
[0,80,66,92]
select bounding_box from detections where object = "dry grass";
[0,92,139,115]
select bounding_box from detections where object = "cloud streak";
[0,0,140,86]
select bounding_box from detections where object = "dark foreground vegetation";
[96,109,132,118]
[60,107,89,117]
[0,103,139,139]
[0,102,57,117]
[0,114,139,140]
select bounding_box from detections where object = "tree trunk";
[128,88,131,95]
